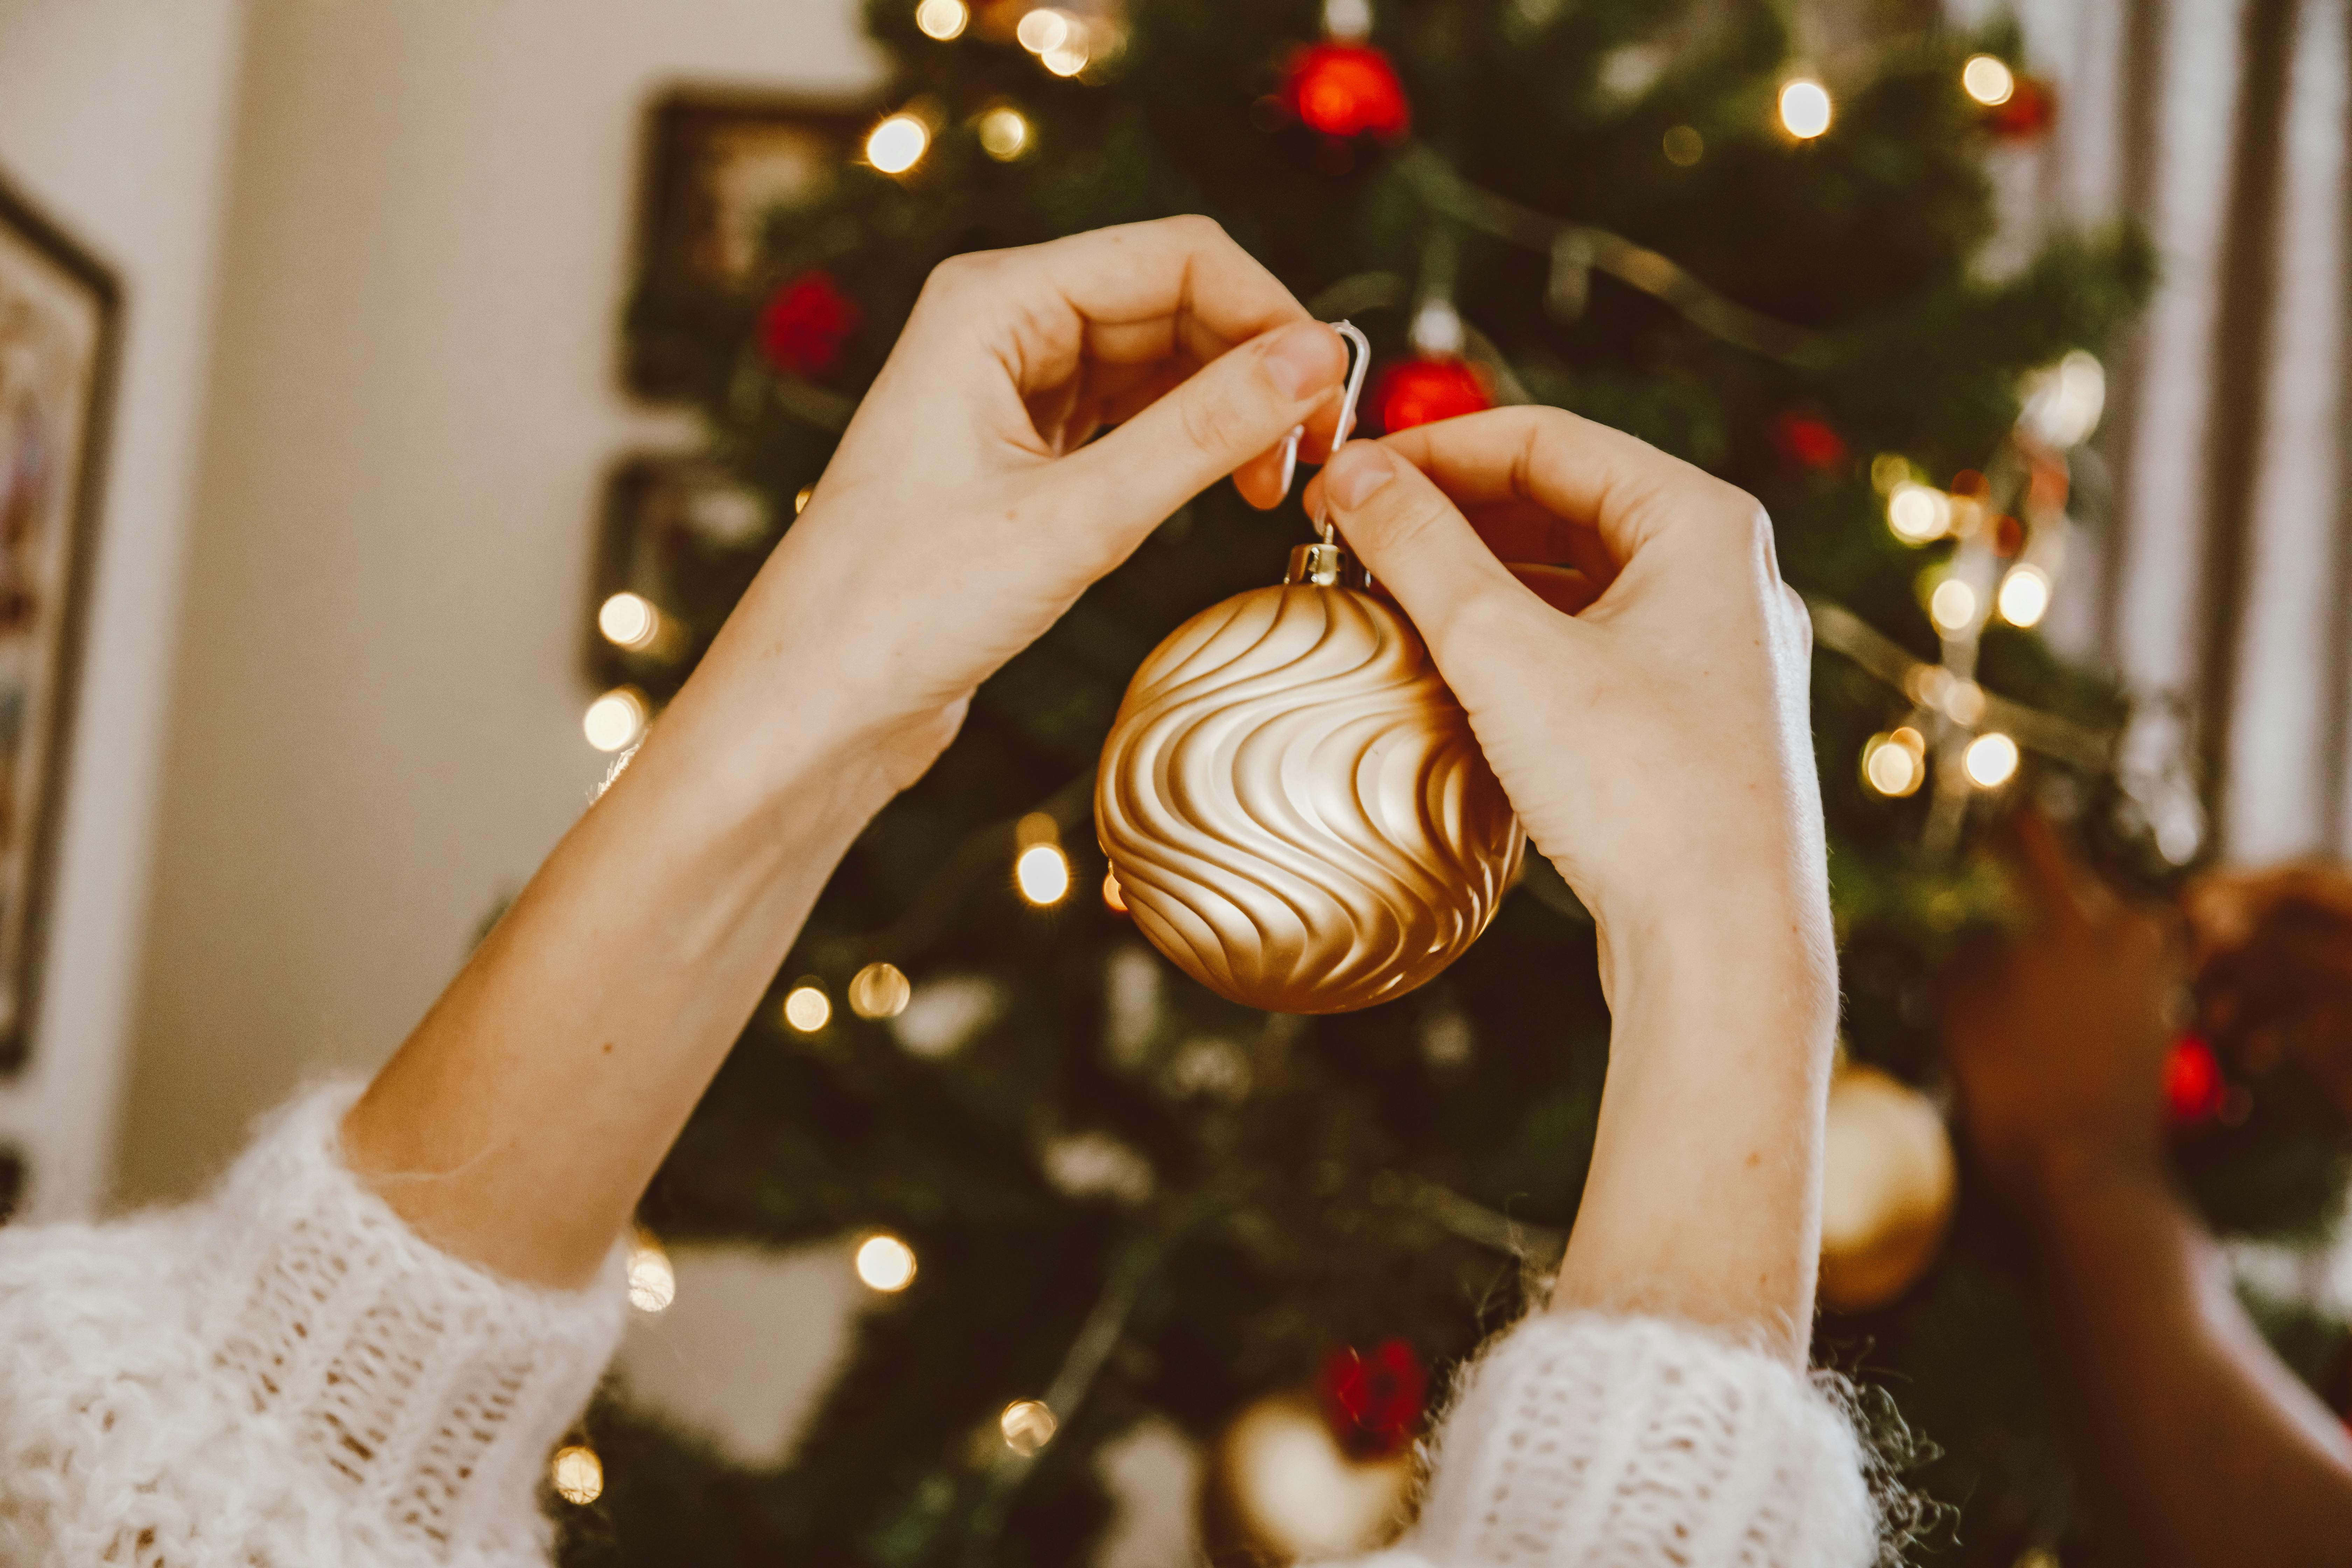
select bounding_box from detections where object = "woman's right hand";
[1306,408,1830,988]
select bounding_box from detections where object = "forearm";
[342,638,901,1289]
[2030,1154,2352,1567]
[1550,878,1839,1364]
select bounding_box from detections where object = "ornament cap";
[1286,541,1371,590]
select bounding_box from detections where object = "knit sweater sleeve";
[0,1083,627,1568]
[1351,1313,1879,1568]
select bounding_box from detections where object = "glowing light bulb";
[1861,728,1928,798]
[597,592,660,651]
[867,114,930,175]
[1962,54,2016,106]
[1779,78,1832,139]
[626,1232,676,1313]
[1101,870,1127,914]
[848,961,912,1019]
[1015,7,1070,52]
[916,0,969,40]
[551,1446,604,1504]
[784,983,832,1032]
[1886,482,1952,544]
[855,1232,918,1292]
[1928,578,1979,635]
[1998,564,2052,627]
[583,687,648,752]
[1662,124,1703,166]
[1000,1399,1058,1456]
[1963,732,2021,789]
[1016,843,1071,905]
[979,106,1033,161]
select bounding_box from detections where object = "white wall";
[118,0,883,1205]
[0,0,248,1220]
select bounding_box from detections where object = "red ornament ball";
[2164,1034,2227,1126]
[1988,75,2057,140]
[1281,42,1411,141]
[757,271,862,379]
[1318,1338,1428,1459]
[1373,357,1493,433]
[1770,410,1849,473]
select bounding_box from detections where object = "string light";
[1928,578,1979,635]
[1000,1399,1058,1456]
[866,113,930,175]
[1963,732,2021,789]
[1997,564,2052,628]
[597,592,660,651]
[551,1445,604,1504]
[1662,125,1703,166]
[784,982,832,1032]
[1015,8,1070,52]
[915,0,968,40]
[978,105,1033,161]
[626,1231,676,1314]
[1778,78,1832,139]
[1102,870,1127,914]
[1017,844,1072,905]
[1886,482,1952,545]
[855,1232,918,1292]
[848,961,912,1019]
[1961,55,2016,106]
[583,687,649,752]
[1861,728,1928,798]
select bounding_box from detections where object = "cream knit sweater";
[0,1086,1878,1566]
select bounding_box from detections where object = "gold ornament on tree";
[1096,324,1524,1014]
[1818,1062,1958,1311]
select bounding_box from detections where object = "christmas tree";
[564,2,2352,1563]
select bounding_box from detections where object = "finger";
[1045,321,1348,551]
[1317,440,1575,664]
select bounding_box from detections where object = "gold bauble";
[1818,1063,1958,1311]
[1096,546,1523,1015]
[1198,1391,1413,1567]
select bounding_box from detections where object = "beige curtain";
[1966,0,2352,860]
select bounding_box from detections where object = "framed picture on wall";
[625,89,875,400]
[0,175,119,1075]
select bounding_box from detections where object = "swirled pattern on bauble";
[1096,582,1524,1014]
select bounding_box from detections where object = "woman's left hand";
[679,216,1350,795]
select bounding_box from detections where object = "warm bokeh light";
[1102,870,1127,914]
[1941,677,1986,726]
[1997,564,2052,628]
[1661,124,1703,166]
[793,484,814,514]
[1869,453,1914,494]
[1861,728,1927,799]
[627,1231,676,1314]
[1322,0,1372,40]
[1042,38,1090,76]
[855,1232,918,1292]
[1886,482,1951,544]
[866,113,930,174]
[1000,1398,1058,1456]
[1928,578,1979,634]
[784,983,832,1032]
[1016,811,1060,848]
[2020,350,2107,448]
[1016,843,1072,905]
[597,591,659,651]
[583,687,648,752]
[848,961,912,1019]
[1778,78,1832,139]
[551,1446,604,1504]
[1963,732,2021,789]
[979,105,1033,161]
[1015,7,1070,53]
[915,0,968,41]
[1961,54,2016,106]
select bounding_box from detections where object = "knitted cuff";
[194,1082,628,1559]
[1406,1314,1877,1568]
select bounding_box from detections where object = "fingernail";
[1326,443,1395,509]
[1266,322,1343,402]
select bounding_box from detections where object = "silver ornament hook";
[1279,320,1373,544]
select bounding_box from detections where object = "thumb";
[1044,322,1345,562]
[1318,441,1563,663]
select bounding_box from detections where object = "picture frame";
[626,88,876,400]
[0,173,120,1076]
